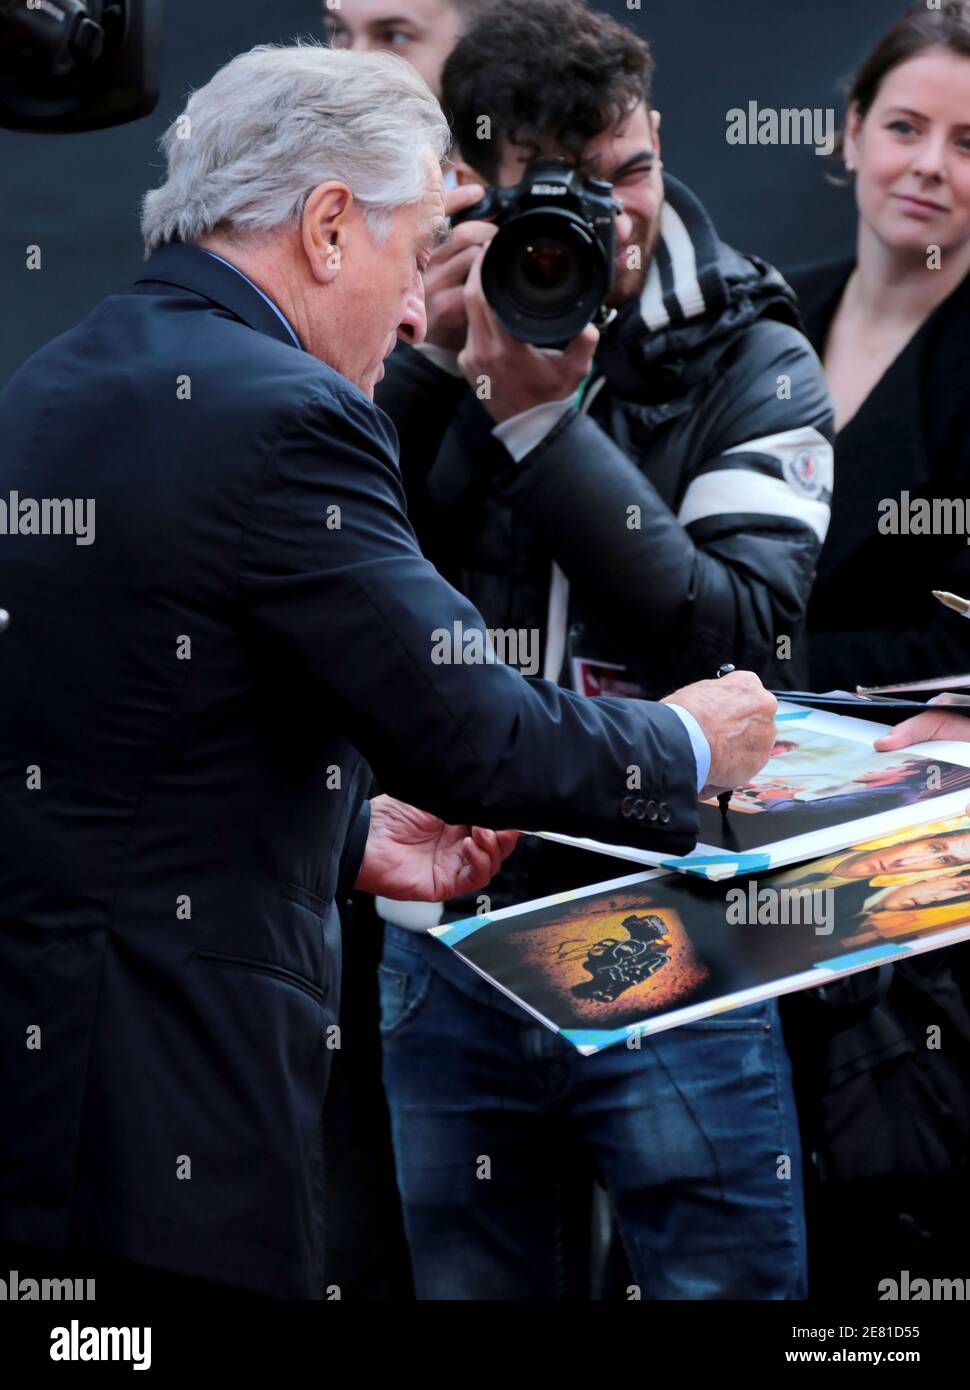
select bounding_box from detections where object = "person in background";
[323,0,488,98]
[781,0,970,1302]
[373,0,834,1301]
[789,0,970,691]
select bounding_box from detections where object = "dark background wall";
[1,0,901,384]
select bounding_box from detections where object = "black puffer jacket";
[376,173,835,917]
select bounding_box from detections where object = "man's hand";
[458,248,599,423]
[424,182,498,353]
[355,794,520,901]
[662,671,778,796]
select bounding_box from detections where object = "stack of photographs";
[430,703,970,1052]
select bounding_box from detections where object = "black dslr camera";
[451,157,621,347]
[0,0,161,131]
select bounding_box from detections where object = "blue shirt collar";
[201,250,302,350]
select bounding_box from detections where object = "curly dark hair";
[440,0,654,184]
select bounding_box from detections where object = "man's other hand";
[355,794,520,901]
[662,671,778,796]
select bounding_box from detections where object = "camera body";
[0,0,161,131]
[451,157,620,347]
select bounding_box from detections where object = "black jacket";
[788,258,970,689]
[379,174,835,703]
[0,243,703,1297]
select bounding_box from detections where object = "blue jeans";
[379,926,807,1300]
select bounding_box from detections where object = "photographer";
[374,0,834,1299]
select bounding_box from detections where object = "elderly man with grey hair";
[0,42,776,1299]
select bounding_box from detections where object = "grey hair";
[140,41,451,256]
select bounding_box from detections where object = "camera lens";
[513,237,581,303]
[481,207,611,346]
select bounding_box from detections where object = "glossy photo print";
[540,703,970,880]
[433,815,970,1053]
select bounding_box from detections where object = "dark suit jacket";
[0,243,700,1297]
[786,259,970,689]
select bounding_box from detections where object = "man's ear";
[301,180,355,284]
[650,107,663,156]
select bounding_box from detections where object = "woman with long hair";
[790,0,970,690]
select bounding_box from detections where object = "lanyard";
[542,373,607,684]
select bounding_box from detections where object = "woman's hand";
[873,694,970,751]
[873,695,970,818]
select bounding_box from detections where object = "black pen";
[714,664,735,815]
